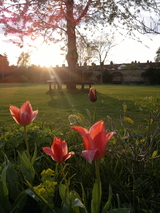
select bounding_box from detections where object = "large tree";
[0,0,160,86]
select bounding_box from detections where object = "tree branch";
[75,0,91,24]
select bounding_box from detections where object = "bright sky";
[0,24,160,67]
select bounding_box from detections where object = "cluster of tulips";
[8,87,131,213]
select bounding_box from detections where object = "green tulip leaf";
[31,144,37,166]
[91,200,97,213]
[5,162,20,200]
[102,185,112,213]
[1,164,8,186]
[10,192,27,213]
[18,151,30,170]
[18,151,35,182]
[62,203,69,213]
[59,183,70,206]
[91,179,102,213]
[80,182,88,209]
[70,190,81,203]
[0,180,8,203]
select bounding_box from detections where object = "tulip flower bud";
[43,137,75,162]
[10,101,38,126]
[88,87,97,102]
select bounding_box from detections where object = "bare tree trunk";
[65,0,78,89]
[100,61,103,84]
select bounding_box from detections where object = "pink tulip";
[10,101,38,126]
[72,120,115,164]
[88,87,97,102]
[43,137,75,162]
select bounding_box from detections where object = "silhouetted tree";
[0,54,9,78]
[17,51,31,68]
[91,32,116,83]
[155,47,160,62]
[141,67,160,84]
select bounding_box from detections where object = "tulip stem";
[60,163,67,186]
[93,105,96,123]
[24,126,30,159]
[95,160,101,213]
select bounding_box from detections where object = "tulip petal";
[71,126,91,150]
[106,131,116,141]
[61,140,68,155]
[31,110,38,122]
[62,152,75,162]
[21,101,32,113]
[53,137,68,154]
[89,120,106,150]
[43,147,53,157]
[52,141,64,162]
[82,149,99,164]
[19,111,31,126]
[9,105,20,124]
[43,147,58,161]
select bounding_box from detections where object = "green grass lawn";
[1,83,160,213]
[0,83,160,130]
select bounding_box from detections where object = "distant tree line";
[141,66,160,84]
[0,65,51,83]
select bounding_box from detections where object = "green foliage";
[0,159,27,213]
[102,185,131,213]
[0,125,54,162]
[122,63,141,70]
[59,183,87,213]
[34,169,57,205]
[100,109,160,212]
[141,67,160,84]
[18,145,37,183]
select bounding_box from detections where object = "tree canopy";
[155,47,160,62]
[0,0,160,83]
[17,51,31,67]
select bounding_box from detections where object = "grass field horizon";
[1,83,160,130]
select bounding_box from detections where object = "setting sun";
[30,44,65,67]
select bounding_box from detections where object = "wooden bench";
[47,80,95,92]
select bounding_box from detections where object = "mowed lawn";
[0,83,160,129]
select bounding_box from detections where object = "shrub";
[141,67,160,84]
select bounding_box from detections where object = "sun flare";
[31,44,64,67]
